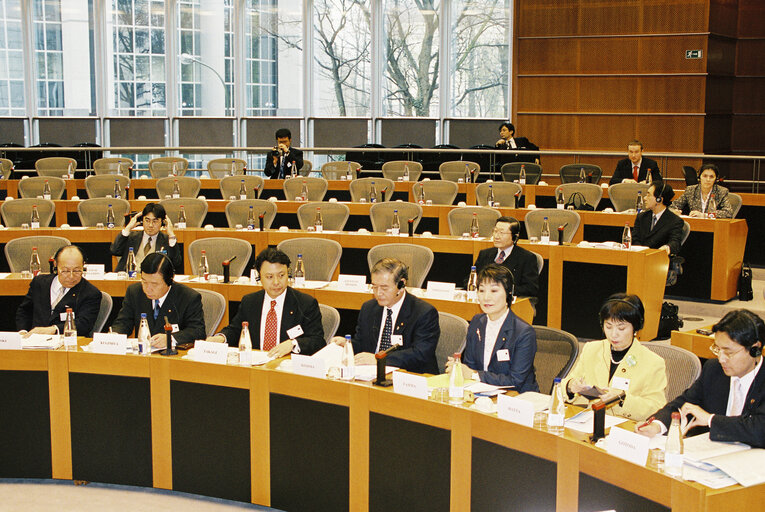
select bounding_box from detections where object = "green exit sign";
[685,50,703,59]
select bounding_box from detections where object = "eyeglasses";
[709,343,746,359]
[59,269,83,277]
[143,217,161,225]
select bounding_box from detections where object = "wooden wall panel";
[733,78,765,113]
[638,115,704,152]
[576,115,636,150]
[517,77,579,112]
[643,0,708,33]
[637,36,708,73]
[705,77,735,114]
[709,0,738,37]
[517,3,579,37]
[637,76,706,113]
[704,115,733,154]
[577,5,637,34]
[515,114,578,150]
[578,39,641,74]
[737,0,765,37]
[707,37,737,75]
[732,116,765,152]
[736,40,765,76]
[578,78,638,113]
[516,39,580,74]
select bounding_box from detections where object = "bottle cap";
[671,411,681,420]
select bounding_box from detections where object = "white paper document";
[465,382,512,397]
[22,334,63,350]
[312,342,344,368]
[682,432,751,463]
[564,409,628,433]
[515,391,552,412]
[702,448,765,487]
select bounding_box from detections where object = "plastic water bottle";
[238,321,252,366]
[346,162,353,180]
[467,266,478,302]
[464,163,471,183]
[622,224,632,249]
[314,207,323,232]
[30,247,41,276]
[579,167,586,183]
[557,190,565,209]
[487,184,495,206]
[239,179,247,200]
[294,254,305,287]
[114,179,122,199]
[198,250,209,281]
[301,179,308,201]
[449,353,465,405]
[172,179,181,198]
[469,213,479,238]
[418,185,426,205]
[341,335,355,381]
[519,164,526,185]
[106,204,115,228]
[391,209,400,236]
[369,181,377,203]
[547,377,565,435]
[63,308,77,352]
[540,217,550,244]
[137,313,151,355]
[403,164,410,182]
[43,179,51,200]
[126,247,137,278]
[247,206,256,230]
[665,411,684,477]
[636,191,643,213]
[176,205,187,229]
[31,204,40,229]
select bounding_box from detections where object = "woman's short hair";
[140,252,174,285]
[599,293,645,332]
[477,264,514,305]
[713,309,765,351]
[255,247,291,273]
[699,163,719,179]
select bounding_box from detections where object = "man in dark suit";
[638,310,765,447]
[609,140,662,185]
[16,245,102,337]
[333,258,440,374]
[264,128,304,179]
[632,181,684,255]
[495,122,540,165]
[110,203,181,272]
[470,216,539,299]
[207,248,324,357]
[110,253,205,348]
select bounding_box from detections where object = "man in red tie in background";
[609,139,662,185]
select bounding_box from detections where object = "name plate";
[84,264,105,279]
[426,281,456,300]
[191,340,228,364]
[0,331,22,350]
[291,353,327,379]
[91,332,128,354]
[497,393,535,427]
[337,274,367,292]
[607,426,650,466]
[392,371,428,400]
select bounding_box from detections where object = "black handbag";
[738,262,754,301]
[657,301,683,339]
[564,192,594,211]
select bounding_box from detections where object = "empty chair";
[77,198,131,227]
[156,176,201,198]
[283,176,328,201]
[148,156,189,178]
[4,235,70,272]
[159,198,208,227]
[299,159,313,176]
[197,288,227,336]
[412,180,458,205]
[439,161,480,183]
[297,201,350,231]
[369,202,422,233]
[276,238,343,281]
[681,220,691,246]
[381,160,423,181]
[349,177,395,203]
[188,238,252,278]
[220,175,264,200]
[682,165,699,186]
[319,303,341,343]
[554,183,603,209]
[18,176,66,200]
[92,291,114,335]
[436,312,469,373]
[447,206,501,237]
[93,157,133,176]
[224,199,276,229]
[85,175,131,199]
[35,157,77,177]
[475,182,522,208]
[321,161,361,180]
[524,209,581,243]
[728,192,743,218]
[207,158,247,178]
[608,182,650,212]
[532,326,580,393]
[643,344,701,402]
[367,243,434,288]
[559,164,603,184]
[1,198,55,227]
[500,162,542,185]
[1,158,14,178]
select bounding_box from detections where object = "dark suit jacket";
[632,207,684,255]
[472,245,539,298]
[264,147,304,179]
[495,137,539,164]
[110,282,205,344]
[110,231,182,272]
[16,274,102,336]
[670,183,734,219]
[610,158,662,185]
[652,359,765,447]
[352,293,439,374]
[461,310,539,391]
[219,287,324,355]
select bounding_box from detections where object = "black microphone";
[374,344,403,387]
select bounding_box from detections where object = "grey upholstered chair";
[188,238,252,278]
[559,164,603,184]
[220,175,264,200]
[319,303,341,343]
[439,160,480,183]
[475,182,522,208]
[412,180,458,205]
[148,157,189,178]
[93,157,133,176]
[77,198,131,227]
[207,158,247,178]
[369,202,422,233]
[644,344,701,402]
[299,159,313,176]
[321,161,361,180]
[0,158,13,179]
[681,220,691,246]
[224,199,276,229]
[159,198,208,227]
[349,177,395,203]
[297,201,350,231]
[524,209,581,243]
[554,183,603,209]
[92,292,114,335]
[608,182,650,212]
[156,176,201,198]
[35,157,76,177]
[276,238,343,281]
[728,192,743,218]
[283,176,328,201]
[500,162,542,185]
[367,243,434,288]
[381,160,423,182]
[447,206,501,237]
[436,312,469,373]
[85,175,130,199]
[4,235,70,272]
[197,288,227,336]
[532,326,580,393]
[18,176,66,200]
[1,198,56,227]
[533,251,544,275]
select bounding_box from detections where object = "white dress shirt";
[376,291,406,353]
[259,289,287,350]
[483,309,509,371]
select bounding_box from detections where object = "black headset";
[654,181,667,204]
[741,310,763,358]
[394,262,408,294]
[599,296,644,331]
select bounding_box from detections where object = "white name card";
[337,274,367,292]
[91,332,128,354]
[392,371,428,400]
[426,281,456,300]
[497,393,535,427]
[0,331,22,350]
[191,340,228,364]
[84,264,105,279]
[607,426,650,466]
[291,353,327,379]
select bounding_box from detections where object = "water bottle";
[540,217,550,244]
[369,181,377,203]
[464,163,471,183]
[171,160,178,176]
[294,254,305,287]
[403,164,410,182]
[547,377,565,435]
[67,161,74,178]
[469,213,479,238]
[171,178,180,198]
[137,313,151,355]
[341,335,354,381]
[176,206,187,229]
[636,191,643,213]
[556,190,565,210]
[104,204,115,228]
[664,411,684,477]
[30,247,41,276]
[63,307,77,352]
[314,207,323,232]
[198,250,209,281]
[449,353,465,405]
[467,266,478,302]
[114,179,122,199]
[391,209,400,236]
[238,321,252,366]
[346,162,353,180]
[43,179,51,200]
[239,179,247,200]
[31,204,41,229]
[126,247,137,278]
[247,206,256,230]
[519,164,526,185]
[622,224,632,249]
[707,194,717,219]
[579,167,586,183]
[301,179,308,201]
[417,185,426,205]
[487,184,495,207]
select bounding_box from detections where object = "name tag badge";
[497,349,510,361]
[611,377,631,392]
[287,324,304,339]
[60,311,75,322]
[171,324,180,334]
[391,334,403,347]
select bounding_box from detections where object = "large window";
[0,0,24,116]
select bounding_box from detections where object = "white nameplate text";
[191,340,229,364]
[91,332,128,354]
[337,274,367,291]
[426,281,457,300]
[607,426,650,466]
[497,393,535,427]
[291,353,327,379]
[392,371,428,400]
[0,331,22,350]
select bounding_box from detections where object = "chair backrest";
[533,251,544,275]
[554,183,603,209]
[197,288,227,336]
[93,157,133,176]
[0,158,13,178]
[524,209,581,243]
[1,198,56,228]
[367,243,434,288]
[501,162,542,185]
[187,237,252,278]
[608,182,650,212]
[381,160,423,181]
[411,181,458,205]
[532,326,580,393]
[283,177,328,201]
[728,192,743,218]
[276,238,343,281]
[319,303,341,343]
[296,201,350,231]
[77,198,131,227]
[447,206,501,237]
[681,220,691,246]
[224,199,276,229]
[439,160,480,182]
[220,175,264,200]
[299,159,313,176]
[18,176,66,200]
[682,165,699,186]
[207,158,247,178]
[475,182,522,208]
[159,198,208,228]
[4,235,71,272]
[559,164,603,184]
[643,343,701,402]
[156,176,201,199]
[148,157,189,178]
[85,175,131,199]
[349,177,395,202]
[35,157,77,177]
[436,312,469,373]
[321,161,361,180]
[92,291,114,335]
[369,202,423,233]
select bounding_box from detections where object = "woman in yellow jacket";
[562,293,667,421]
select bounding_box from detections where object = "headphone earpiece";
[750,344,762,358]
[742,311,763,358]
[397,279,405,290]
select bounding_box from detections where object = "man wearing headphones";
[471,216,539,299]
[111,203,182,272]
[110,253,205,348]
[631,180,684,255]
[638,309,765,447]
[16,245,103,337]
[333,257,440,374]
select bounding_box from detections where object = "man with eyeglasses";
[16,245,102,337]
[637,309,765,447]
[110,203,181,272]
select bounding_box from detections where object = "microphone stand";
[590,390,626,442]
[161,316,178,356]
[374,344,402,387]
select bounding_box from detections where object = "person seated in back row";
[632,180,684,255]
[110,203,182,272]
[670,163,734,218]
[264,128,304,179]
[610,140,662,185]
[495,122,540,165]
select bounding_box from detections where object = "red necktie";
[632,165,639,181]
[495,250,505,264]
[263,300,278,351]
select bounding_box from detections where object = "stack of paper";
[22,334,63,350]
[680,433,763,487]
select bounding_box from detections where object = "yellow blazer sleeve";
[610,342,668,422]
